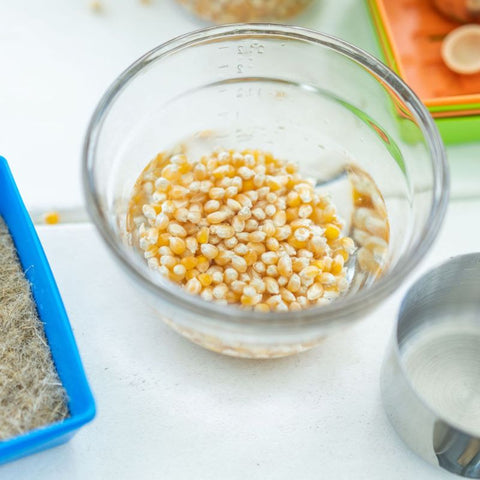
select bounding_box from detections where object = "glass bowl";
[83,24,449,358]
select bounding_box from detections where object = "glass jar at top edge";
[176,0,314,23]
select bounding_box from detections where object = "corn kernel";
[288,237,307,249]
[200,243,219,259]
[207,211,229,224]
[224,268,239,283]
[241,293,262,306]
[186,278,202,295]
[44,211,60,225]
[169,237,186,255]
[231,255,248,273]
[319,272,336,286]
[216,224,235,239]
[277,255,293,276]
[197,227,209,244]
[264,277,279,294]
[266,237,279,251]
[158,233,170,247]
[181,256,198,269]
[307,283,324,301]
[196,255,210,273]
[324,224,340,241]
[248,231,266,243]
[273,210,286,227]
[289,301,302,311]
[287,274,301,292]
[262,220,276,237]
[198,273,213,287]
[242,179,254,191]
[213,284,228,299]
[266,264,279,277]
[300,265,319,279]
[173,264,186,277]
[161,164,181,181]
[275,225,291,241]
[168,223,187,237]
[170,185,189,200]
[254,303,270,312]
[244,250,258,266]
[330,254,344,275]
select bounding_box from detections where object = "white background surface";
[0,0,479,479]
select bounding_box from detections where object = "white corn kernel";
[253,261,266,274]
[155,177,170,191]
[173,264,186,277]
[274,301,289,312]
[237,206,251,220]
[238,166,255,179]
[249,231,267,242]
[231,255,247,273]
[201,243,219,259]
[142,205,156,219]
[216,225,235,239]
[250,278,266,293]
[294,227,310,242]
[227,198,242,212]
[212,271,223,284]
[266,265,279,277]
[234,243,248,255]
[168,223,187,237]
[232,216,245,233]
[186,278,202,294]
[158,265,169,276]
[252,207,266,221]
[224,236,238,249]
[307,283,324,301]
[287,274,301,292]
[212,284,227,299]
[261,251,278,265]
[201,288,214,301]
[224,268,238,283]
[147,257,159,270]
[277,255,292,276]
[265,204,276,217]
[264,277,279,294]
[204,199,220,213]
[319,272,336,286]
[207,211,229,224]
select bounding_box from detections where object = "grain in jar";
[176,0,313,23]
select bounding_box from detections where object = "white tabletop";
[1,1,479,478]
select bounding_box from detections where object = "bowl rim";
[83,23,449,328]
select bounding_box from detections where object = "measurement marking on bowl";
[237,43,265,55]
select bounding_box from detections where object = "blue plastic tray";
[0,157,95,465]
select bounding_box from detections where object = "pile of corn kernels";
[127,148,355,312]
[176,0,312,23]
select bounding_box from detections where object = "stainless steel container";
[382,253,480,478]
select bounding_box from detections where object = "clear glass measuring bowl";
[83,25,449,358]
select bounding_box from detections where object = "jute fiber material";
[0,218,68,440]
